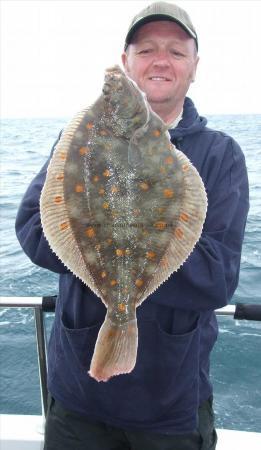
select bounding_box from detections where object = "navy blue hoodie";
[15,98,249,434]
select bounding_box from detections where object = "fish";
[40,65,207,382]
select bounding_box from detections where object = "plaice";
[40,65,208,382]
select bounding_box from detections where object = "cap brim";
[125,14,197,50]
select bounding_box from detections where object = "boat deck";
[1,414,260,450]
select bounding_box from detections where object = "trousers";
[44,395,217,450]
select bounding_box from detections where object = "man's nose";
[152,51,171,67]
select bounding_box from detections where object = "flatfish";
[40,65,207,382]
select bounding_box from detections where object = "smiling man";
[122,19,199,124]
[16,2,249,450]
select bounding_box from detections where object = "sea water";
[0,113,261,432]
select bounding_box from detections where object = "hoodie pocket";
[115,318,201,422]
[83,318,201,424]
[57,314,200,424]
[60,313,102,371]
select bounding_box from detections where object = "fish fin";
[40,116,105,303]
[138,147,208,305]
[89,316,138,382]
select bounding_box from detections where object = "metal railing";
[0,296,261,418]
[0,296,56,417]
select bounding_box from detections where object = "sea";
[0,114,261,433]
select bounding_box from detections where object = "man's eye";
[170,49,183,57]
[138,48,152,54]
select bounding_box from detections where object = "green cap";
[124,1,198,50]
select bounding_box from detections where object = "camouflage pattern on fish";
[40,65,208,382]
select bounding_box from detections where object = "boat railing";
[0,296,261,418]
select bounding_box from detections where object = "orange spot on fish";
[75,184,84,193]
[56,173,64,181]
[163,188,174,199]
[85,227,96,238]
[107,329,117,338]
[111,185,119,194]
[135,279,144,288]
[103,169,111,177]
[60,222,69,231]
[101,271,107,278]
[116,249,124,256]
[154,221,167,230]
[182,164,189,171]
[59,151,66,160]
[152,129,161,137]
[140,181,149,191]
[79,146,90,156]
[93,175,100,182]
[54,195,63,204]
[146,251,156,260]
[107,238,113,245]
[102,202,109,209]
[164,155,174,165]
[86,122,94,129]
[118,303,126,313]
[99,188,105,195]
[180,212,189,222]
[175,227,184,239]
[110,279,118,286]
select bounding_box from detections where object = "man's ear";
[121,52,129,73]
[191,55,199,82]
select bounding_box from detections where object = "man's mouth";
[149,76,171,81]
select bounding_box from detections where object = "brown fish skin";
[40,65,207,382]
[103,65,149,135]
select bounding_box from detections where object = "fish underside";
[40,65,207,382]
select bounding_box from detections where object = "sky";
[1,0,261,118]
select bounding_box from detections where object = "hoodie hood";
[169,97,207,140]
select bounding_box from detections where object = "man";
[15,2,249,450]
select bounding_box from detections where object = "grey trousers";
[44,395,217,450]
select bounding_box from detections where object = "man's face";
[122,21,199,118]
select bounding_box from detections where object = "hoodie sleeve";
[150,135,249,311]
[15,132,69,274]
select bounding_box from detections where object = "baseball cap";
[124,1,198,50]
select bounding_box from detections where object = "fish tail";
[89,316,138,382]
